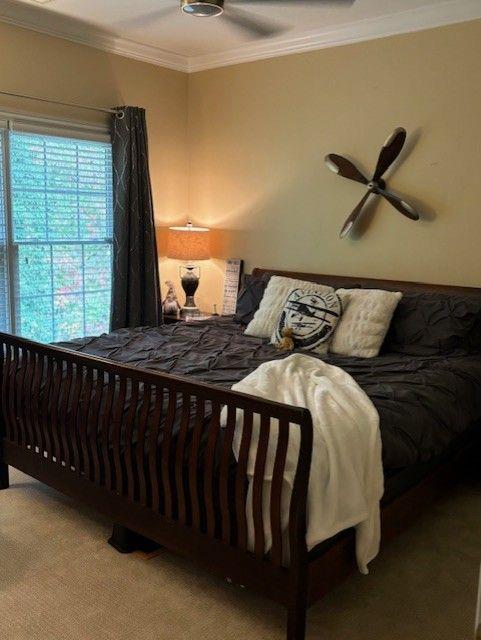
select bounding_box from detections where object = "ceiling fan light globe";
[181,0,224,17]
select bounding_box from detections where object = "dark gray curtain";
[110,106,161,330]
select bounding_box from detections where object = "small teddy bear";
[276,327,295,351]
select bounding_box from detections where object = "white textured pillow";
[244,276,334,338]
[330,289,402,358]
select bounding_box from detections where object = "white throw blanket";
[224,353,383,574]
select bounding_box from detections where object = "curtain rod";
[0,89,124,118]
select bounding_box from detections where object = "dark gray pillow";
[234,273,270,325]
[382,292,481,355]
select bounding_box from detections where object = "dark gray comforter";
[57,318,481,474]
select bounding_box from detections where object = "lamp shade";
[167,221,210,261]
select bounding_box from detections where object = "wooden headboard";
[252,268,481,298]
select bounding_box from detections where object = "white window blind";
[0,133,9,332]
[1,124,113,343]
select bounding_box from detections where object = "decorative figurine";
[162,280,181,317]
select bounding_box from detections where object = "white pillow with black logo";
[245,276,334,338]
[271,288,342,354]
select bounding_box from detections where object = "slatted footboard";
[0,332,313,640]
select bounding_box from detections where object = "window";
[0,123,113,343]
[0,137,9,332]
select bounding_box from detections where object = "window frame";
[0,111,112,339]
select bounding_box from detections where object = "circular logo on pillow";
[276,289,342,352]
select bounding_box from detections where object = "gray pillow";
[382,292,481,355]
[234,273,270,325]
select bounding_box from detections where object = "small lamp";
[167,220,210,317]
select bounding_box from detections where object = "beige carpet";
[1,468,480,640]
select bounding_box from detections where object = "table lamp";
[167,220,210,317]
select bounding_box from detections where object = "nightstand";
[163,314,214,324]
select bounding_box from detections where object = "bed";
[1,268,481,640]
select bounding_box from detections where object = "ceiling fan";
[118,0,355,38]
[325,127,420,238]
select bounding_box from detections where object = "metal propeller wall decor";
[325,127,420,238]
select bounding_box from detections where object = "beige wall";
[0,20,188,300]
[2,19,481,314]
[188,19,481,309]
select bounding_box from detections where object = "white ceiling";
[1,0,480,71]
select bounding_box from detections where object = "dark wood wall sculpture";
[325,127,420,237]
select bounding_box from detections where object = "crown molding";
[0,0,189,72]
[187,0,481,72]
[0,0,479,74]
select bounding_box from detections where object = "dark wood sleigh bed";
[1,267,481,640]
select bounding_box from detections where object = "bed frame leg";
[286,599,307,640]
[286,557,309,640]
[108,523,162,554]
[0,462,9,490]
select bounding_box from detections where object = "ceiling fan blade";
[378,189,419,221]
[339,191,372,238]
[224,7,283,37]
[373,127,406,181]
[115,7,177,29]
[325,154,368,185]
